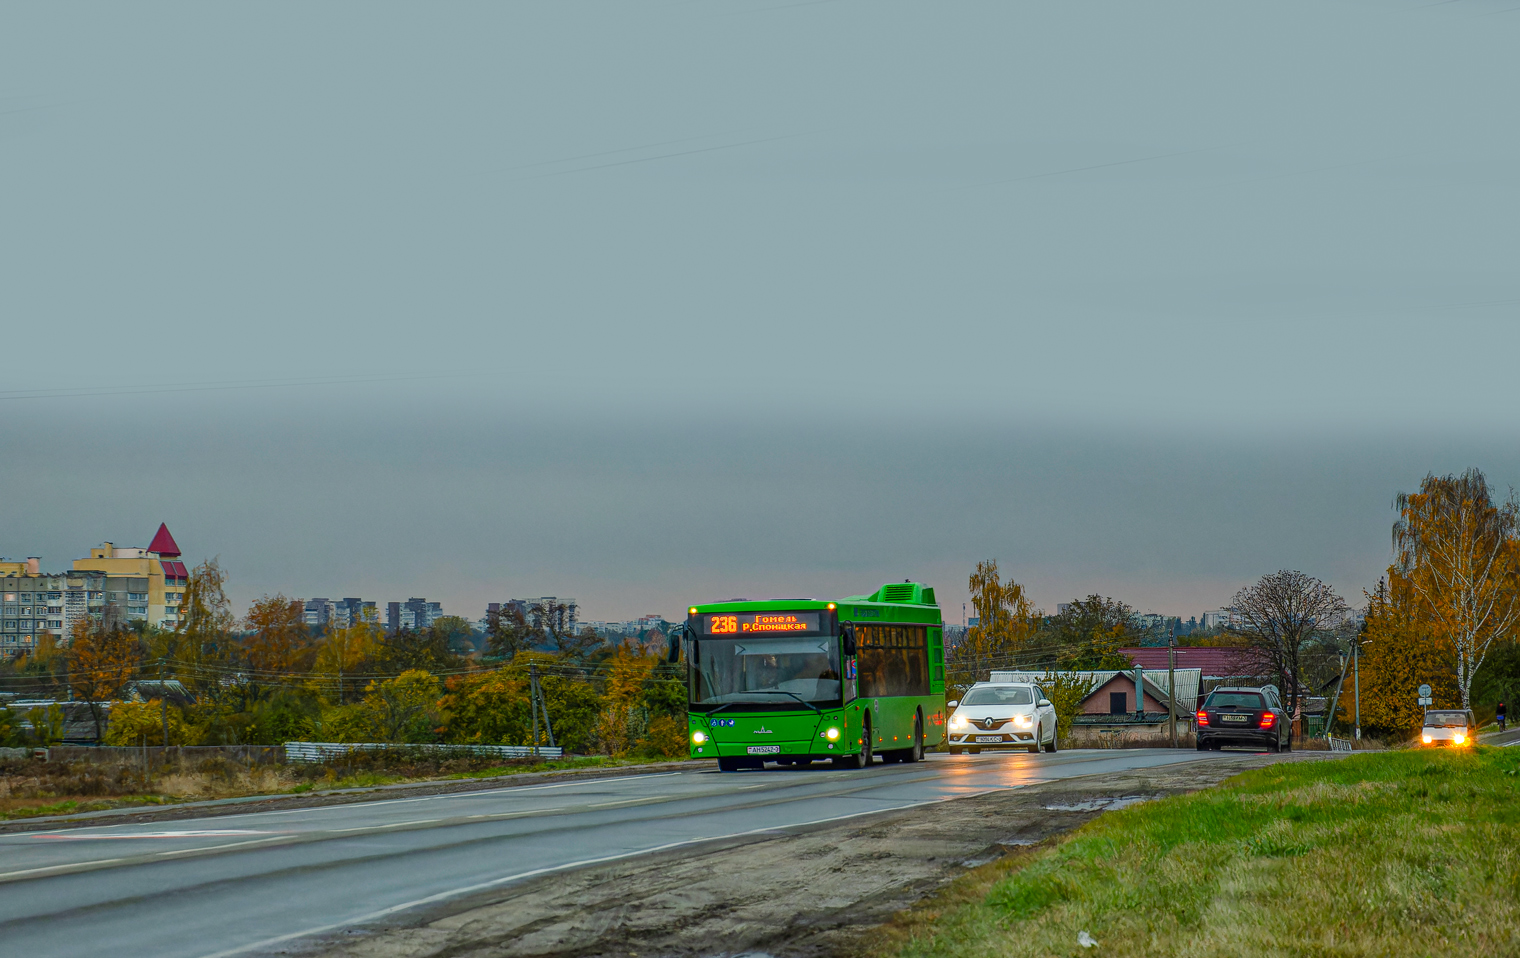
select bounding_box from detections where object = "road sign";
[1419,684,1432,697]
[1418,696,1433,706]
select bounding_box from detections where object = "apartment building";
[303,597,377,630]
[387,597,443,633]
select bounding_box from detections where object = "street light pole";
[1168,627,1177,748]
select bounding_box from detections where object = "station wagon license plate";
[975,735,1004,743]
[747,745,780,754]
[1220,714,1249,723]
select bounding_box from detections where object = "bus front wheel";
[834,721,873,769]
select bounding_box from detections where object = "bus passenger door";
[928,627,945,694]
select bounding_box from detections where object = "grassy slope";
[887,749,1520,958]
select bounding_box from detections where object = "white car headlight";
[1013,714,1033,728]
[949,715,968,729]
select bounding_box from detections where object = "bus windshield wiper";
[700,691,821,714]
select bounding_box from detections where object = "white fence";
[1328,736,1353,752]
[283,741,562,763]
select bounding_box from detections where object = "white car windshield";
[961,686,1034,706]
[1424,711,1469,727]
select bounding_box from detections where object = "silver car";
[946,682,1058,754]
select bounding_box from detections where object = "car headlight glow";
[691,730,707,744]
[825,727,840,740]
[1454,732,1466,744]
[1422,734,1432,744]
[1014,714,1033,728]
[949,715,967,729]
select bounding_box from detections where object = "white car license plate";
[1221,714,1249,723]
[975,735,1004,743]
[747,745,780,754]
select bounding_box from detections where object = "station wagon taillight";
[1259,713,1276,729]
[1196,710,1208,726]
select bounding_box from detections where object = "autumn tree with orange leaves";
[243,595,314,676]
[1393,469,1520,709]
[951,560,1038,681]
[68,616,141,741]
[1358,576,1457,734]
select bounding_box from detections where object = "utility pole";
[1353,636,1361,740]
[528,663,555,754]
[530,663,540,757]
[159,656,169,748]
[1168,628,1177,748]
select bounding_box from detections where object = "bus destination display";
[702,612,821,635]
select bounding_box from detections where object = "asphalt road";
[1,748,1246,958]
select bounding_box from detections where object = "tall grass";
[891,749,1520,958]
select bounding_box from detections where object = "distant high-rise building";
[488,597,578,636]
[303,597,377,630]
[387,597,443,633]
[1201,609,1235,630]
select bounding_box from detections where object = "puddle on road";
[1042,794,1155,813]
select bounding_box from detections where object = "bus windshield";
[692,635,841,707]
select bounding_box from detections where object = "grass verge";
[877,748,1520,958]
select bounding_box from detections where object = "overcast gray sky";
[3,1,1518,623]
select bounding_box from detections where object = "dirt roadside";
[304,752,1334,958]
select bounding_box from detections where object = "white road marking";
[32,829,273,841]
[0,859,125,880]
[156,838,284,857]
[588,797,667,808]
[252,772,684,815]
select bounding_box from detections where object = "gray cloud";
[2,1,1518,619]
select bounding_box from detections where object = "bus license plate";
[747,746,780,754]
[1221,714,1249,723]
[975,735,1003,743]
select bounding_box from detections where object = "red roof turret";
[148,523,181,557]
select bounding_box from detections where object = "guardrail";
[283,742,562,763]
[1328,736,1353,752]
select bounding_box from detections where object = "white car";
[946,682,1058,754]
[1420,709,1476,747]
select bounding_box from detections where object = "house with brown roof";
[991,667,1202,736]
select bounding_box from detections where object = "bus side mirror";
[841,623,857,657]
[668,625,690,663]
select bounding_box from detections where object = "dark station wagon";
[1195,686,1291,752]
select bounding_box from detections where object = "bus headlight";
[692,730,707,745]
[825,727,840,741]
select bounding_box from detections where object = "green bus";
[671,582,947,771]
